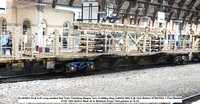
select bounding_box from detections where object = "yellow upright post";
[105,30,108,53]
[13,28,19,60]
[125,32,129,54]
[85,30,88,55]
[54,29,59,56]
[192,37,195,51]
[143,34,146,53]
[0,32,2,57]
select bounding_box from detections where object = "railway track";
[0,72,65,83]
[0,61,199,84]
[182,93,200,104]
[0,61,200,104]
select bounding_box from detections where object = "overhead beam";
[195,16,200,25]
[137,1,199,13]
[196,4,200,11]
[189,15,194,24]
[125,0,136,18]
[167,11,174,22]
[69,0,75,6]
[167,0,176,22]
[96,0,107,11]
[181,11,190,26]
[116,0,125,16]
[157,0,163,4]
[116,0,200,22]
[143,0,151,16]
[176,0,187,20]
[176,8,181,20]
[102,0,107,11]
[189,12,198,24]
[188,0,197,9]
[118,13,200,23]
[134,10,139,24]
[168,0,175,6]
[178,0,186,7]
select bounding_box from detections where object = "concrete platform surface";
[0,63,200,103]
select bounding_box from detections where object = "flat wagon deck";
[0,22,200,75]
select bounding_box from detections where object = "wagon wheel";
[23,61,34,74]
[167,57,176,65]
[179,61,185,65]
[62,66,70,75]
[47,68,56,73]
[84,65,92,75]
[86,65,91,70]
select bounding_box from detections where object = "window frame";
[1,19,7,34]
[22,20,31,35]
[63,22,69,37]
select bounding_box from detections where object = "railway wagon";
[0,22,200,76]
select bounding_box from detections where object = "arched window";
[22,20,31,35]
[1,19,7,34]
[63,22,69,49]
[63,22,69,36]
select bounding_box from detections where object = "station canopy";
[49,0,200,24]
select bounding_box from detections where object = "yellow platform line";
[129,72,200,82]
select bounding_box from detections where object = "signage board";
[158,11,165,23]
[0,0,6,13]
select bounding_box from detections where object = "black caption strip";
[0,8,5,10]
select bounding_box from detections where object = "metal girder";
[97,0,107,11]
[117,13,200,24]
[125,0,136,18]
[196,16,200,25]
[134,10,139,24]
[143,0,151,16]
[188,0,197,9]
[189,12,198,24]
[176,8,181,20]
[102,0,107,11]
[137,0,198,13]
[114,0,199,23]
[181,11,190,26]
[178,0,186,7]
[116,0,125,16]
[168,0,175,6]
[176,0,187,20]
[197,4,200,11]
[52,0,58,8]
[167,11,174,22]
[152,7,158,22]
[69,0,75,6]
[157,0,163,4]
[167,0,176,22]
